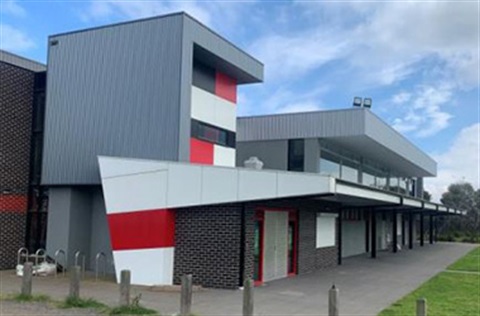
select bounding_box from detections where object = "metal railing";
[17,248,29,266]
[74,251,86,279]
[54,249,66,278]
[95,252,106,282]
[34,248,47,267]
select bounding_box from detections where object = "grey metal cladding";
[42,14,184,185]
[183,15,263,83]
[0,50,46,72]
[363,110,436,176]
[237,109,366,141]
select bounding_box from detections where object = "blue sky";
[1,0,479,200]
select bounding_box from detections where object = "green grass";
[379,248,480,316]
[10,293,51,303]
[447,246,480,272]
[58,296,108,310]
[109,305,158,315]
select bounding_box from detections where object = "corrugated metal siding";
[237,109,365,141]
[0,50,46,72]
[364,111,436,176]
[42,15,184,185]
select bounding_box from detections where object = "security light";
[363,98,372,108]
[353,97,362,107]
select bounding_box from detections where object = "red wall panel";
[107,209,175,251]
[0,195,28,213]
[190,138,214,165]
[215,72,237,103]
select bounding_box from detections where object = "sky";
[1,0,479,201]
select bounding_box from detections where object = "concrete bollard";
[119,270,131,306]
[328,284,339,316]
[21,262,33,296]
[243,278,254,316]
[417,298,427,316]
[180,274,193,316]
[69,266,81,299]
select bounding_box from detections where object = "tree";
[422,190,432,201]
[440,182,479,243]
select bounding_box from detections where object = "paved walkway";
[0,242,476,316]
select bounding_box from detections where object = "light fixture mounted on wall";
[352,97,373,109]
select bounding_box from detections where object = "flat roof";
[237,108,437,177]
[0,50,46,72]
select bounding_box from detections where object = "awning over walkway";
[98,156,465,215]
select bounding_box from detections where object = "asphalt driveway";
[0,242,476,315]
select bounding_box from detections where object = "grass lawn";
[447,246,480,272]
[379,247,480,316]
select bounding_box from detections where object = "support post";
[371,210,377,259]
[119,270,131,306]
[392,210,397,253]
[401,214,406,246]
[420,214,424,247]
[337,213,342,265]
[328,284,339,316]
[429,215,434,244]
[180,275,193,316]
[243,278,254,316]
[365,212,370,253]
[21,262,33,296]
[69,266,81,299]
[434,217,438,242]
[408,212,413,249]
[416,298,427,316]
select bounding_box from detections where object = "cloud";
[391,84,454,138]
[0,24,35,52]
[1,0,26,17]
[425,123,480,201]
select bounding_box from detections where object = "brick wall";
[298,209,339,275]
[0,61,35,269]
[174,204,245,289]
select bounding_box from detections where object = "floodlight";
[353,97,362,107]
[363,98,372,108]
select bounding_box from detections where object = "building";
[0,50,47,269]
[1,12,463,288]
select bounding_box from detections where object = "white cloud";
[391,84,454,137]
[1,0,26,17]
[425,123,480,201]
[0,24,35,52]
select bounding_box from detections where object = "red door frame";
[254,208,298,286]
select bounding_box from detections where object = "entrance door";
[263,211,288,282]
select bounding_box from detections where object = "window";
[191,119,235,148]
[316,213,337,248]
[288,139,304,171]
[319,151,341,178]
[341,160,358,182]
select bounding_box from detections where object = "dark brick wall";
[174,204,244,289]
[242,206,255,284]
[298,209,339,275]
[0,61,35,269]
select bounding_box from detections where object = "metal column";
[371,210,377,259]
[429,214,434,244]
[408,212,413,249]
[420,214,424,247]
[337,213,342,265]
[401,214,406,246]
[392,210,397,253]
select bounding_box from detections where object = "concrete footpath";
[0,242,476,315]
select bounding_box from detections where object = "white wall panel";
[277,173,330,197]
[238,169,277,201]
[102,170,168,214]
[167,164,202,207]
[191,86,236,131]
[113,247,174,285]
[201,167,238,204]
[316,213,337,248]
[214,145,235,167]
